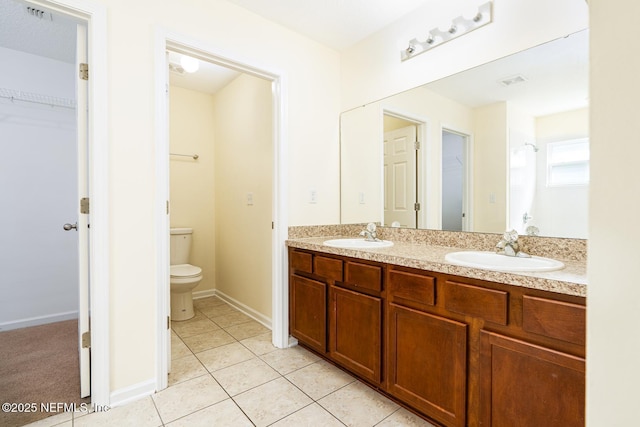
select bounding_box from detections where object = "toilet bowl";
[170,227,202,321]
[170,264,202,321]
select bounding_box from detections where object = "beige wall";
[96,0,340,393]
[169,86,216,293]
[213,74,273,319]
[588,0,640,425]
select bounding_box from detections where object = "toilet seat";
[170,264,202,278]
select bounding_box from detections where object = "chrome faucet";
[359,222,381,242]
[495,229,530,257]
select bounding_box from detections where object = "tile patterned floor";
[26,296,435,427]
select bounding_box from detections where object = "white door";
[441,130,467,232]
[384,126,417,228]
[76,23,91,398]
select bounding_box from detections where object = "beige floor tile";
[286,359,355,400]
[270,403,344,427]
[196,342,256,372]
[181,329,236,353]
[318,381,399,427]
[168,354,208,386]
[193,296,226,309]
[165,399,253,427]
[199,303,239,318]
[171,311,207,325]
[171,318,220,339]
[261,344,320,375]
[171,336,192,360]
[73,397,161,427]
[210,311,253,328]
[240,332,278,356]
[152,375,228,424]
[212,357,280,396]
[377,408,436,427]
[225,320,270,341]
[233,377,313,427]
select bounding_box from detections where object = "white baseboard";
[0,311,78,332]
[213,290,272,330]
[109,378,156,408]
[192,289,216,300]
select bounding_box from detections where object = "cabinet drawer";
[522,295,586,346]
[389,270,436,309]
[290,251,313,274]
[315,256,343,282]
[345,261,382,292]
[445,281,508,325]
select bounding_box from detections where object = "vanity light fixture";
[401,1,493,61]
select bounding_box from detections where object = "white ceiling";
[224,0,429,50]
[0,0,78,64]
[0,0,588,115]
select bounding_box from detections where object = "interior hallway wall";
[95,0,340,393]
[213,74,273,320]
[0,47,77,330]
[169,85,216,293]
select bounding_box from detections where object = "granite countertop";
[286,236,587,298]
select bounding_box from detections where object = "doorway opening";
[155,34,287,391]
[0,0,110,418]
[441,128,471,231]
[382,111,427,229]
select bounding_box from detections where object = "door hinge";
[80,197,90,214]
[166,200,170,214]
[79,63,89,80]
[414,140,421,150]
[167,316,171,329]
[271,221,274,230]
[414,202,421,211]
[82,331,91,348]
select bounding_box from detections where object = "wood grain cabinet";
[387,303,467,427]
[479,331,585,427]
[288,248,586,427]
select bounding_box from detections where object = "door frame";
[381,108,429,228]
[26,0,110,406]
[154,29,288,391]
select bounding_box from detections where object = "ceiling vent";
[499,74,527,87]
[26,6,53,21]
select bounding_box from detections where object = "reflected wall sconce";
[401,1,493,61]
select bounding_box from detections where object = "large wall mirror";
[340,29,588,239]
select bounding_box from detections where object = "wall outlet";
[309,189,317,204]
[359,192,365,204]
[246,192,254,205]
[489,192,496,204]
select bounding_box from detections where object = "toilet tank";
[170,228,193,265]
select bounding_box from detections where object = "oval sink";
[323,238,394,249]
[445,251,564,272]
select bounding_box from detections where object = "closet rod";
[170,152,199,160]
[0,87,76,110]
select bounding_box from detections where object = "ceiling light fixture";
[180,55,199,73]
[401,1,493,62]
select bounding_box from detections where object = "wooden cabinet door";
[480,330,585,427]
[387,303,467,427]
[290,274,327,353]
[330,285,382,383]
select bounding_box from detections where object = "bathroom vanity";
[287,235,586,427]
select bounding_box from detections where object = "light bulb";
[180,55,199,73]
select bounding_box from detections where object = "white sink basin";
[323,238,394,249]
[445,251,564,272]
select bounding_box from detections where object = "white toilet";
[170,228,203,321]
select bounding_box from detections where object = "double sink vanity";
[287,225,586,427]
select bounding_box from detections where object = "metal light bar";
[401,1,493,61]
